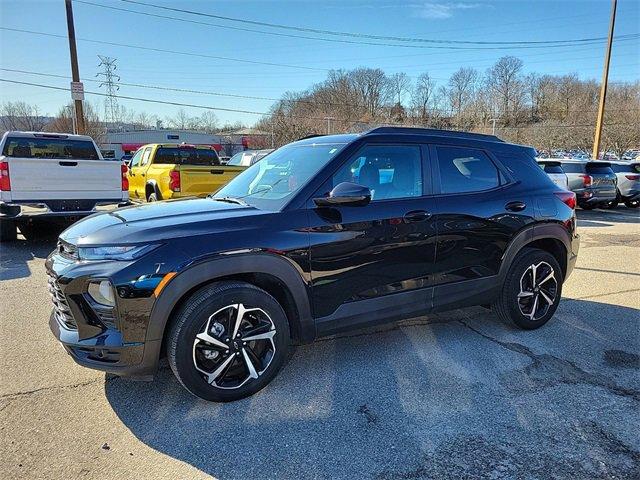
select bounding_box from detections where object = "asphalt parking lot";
[1,208,638,480]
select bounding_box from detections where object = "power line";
[3,68,640,115]
[2,78,637,127]
[0,27,327,72]
[118,0,638,47]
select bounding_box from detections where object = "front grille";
[57,240,79,260]
[47,273,77,329]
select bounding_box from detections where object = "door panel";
[308,143,437,320]
[430,144,535,288]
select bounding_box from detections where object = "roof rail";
[296,134,326,141]
[366,126,504,143]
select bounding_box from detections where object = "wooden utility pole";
[592,0,617,160]
[65,0,85,134]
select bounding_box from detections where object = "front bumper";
[45,247,177,380]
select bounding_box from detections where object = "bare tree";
[486,56,524,124]
[448,67,478,126]
[412,73,436,122]
[0,101,48,132]
[350,68,390,118]
[167,109,191,130]
[197,111,219,133]
[47,102,105,142]
[388,72,411,106]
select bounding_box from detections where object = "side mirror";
[313,182,371,207]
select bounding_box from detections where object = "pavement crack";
[0,376,119,402]
[458,319,640,403]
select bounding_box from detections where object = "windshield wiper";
[208,195,249,206]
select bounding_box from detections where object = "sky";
[0,0,638,126]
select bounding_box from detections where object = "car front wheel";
[492,248,563,330]
[167,281,291,402]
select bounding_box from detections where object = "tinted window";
[332,145,422,201]
[539,163,564,174]
[436,146,499,194]
[586,163,613,175]
[560,162,584,174]
[2,136,99,160]
[154,147,220,166]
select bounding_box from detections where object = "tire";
[0,220,17,242]
[167,281,292,402]
[147,192,158,202]
[602,191,620,209]
[624,199,639,208]
[492,247,563,330]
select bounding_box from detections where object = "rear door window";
[154,147,220,166]
[586,163,613,175]
[1,136,99,159]
[435,146,500,194]
[560,162,584,174]
[539,163,564,174]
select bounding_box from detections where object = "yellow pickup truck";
[127,144,245,202]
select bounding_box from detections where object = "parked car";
[227,149,274,167]
[0,131,129,242]
[536,159,569,190]
[603,162,640,209]
[127,143,245,202]
[47,127,579,402]
[560,159,617,210]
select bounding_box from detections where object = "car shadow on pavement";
[0,236,57,281]
[576,207,639,228]
[105,300,640,479]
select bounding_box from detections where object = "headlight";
[78,244,160,261]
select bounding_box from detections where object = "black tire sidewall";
[168,282,291,402]
[147,193,158,202]
[501,249,563,330]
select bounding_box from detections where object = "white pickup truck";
[0,131,129,241]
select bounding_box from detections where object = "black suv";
[47,127,580,402]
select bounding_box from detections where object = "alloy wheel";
[517,261,558,321]
[192,303,277,389]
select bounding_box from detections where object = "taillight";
[579,174,593,187]
[0,161,10,191]
[554,191,576,209]
[169,170,181,192]
[625,174,640,181]
[121,163,129,191]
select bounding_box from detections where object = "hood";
[60,197,270,246]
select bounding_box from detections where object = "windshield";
[214,142,346,210]
[227,152,245,166]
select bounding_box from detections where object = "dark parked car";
[560,160,617,210]
[47,127,579,402]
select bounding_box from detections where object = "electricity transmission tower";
[96,55,120,125]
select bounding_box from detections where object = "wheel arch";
[146,253,314,355]
[499,224,571,282]
[145,180,161,200]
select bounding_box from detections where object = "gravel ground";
[1,208,638,480]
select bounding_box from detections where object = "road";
[1,208,638,480]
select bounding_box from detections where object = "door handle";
[403,210,432,222]
[505,201,526,212]
[59,161,77,167]
[210,169,224,175]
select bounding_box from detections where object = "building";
[100,129,246,160]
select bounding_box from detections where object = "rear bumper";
[0,199,124,219]
[620,190,639,201]
[576,189,617,205]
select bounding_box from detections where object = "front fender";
[145,252,314,346]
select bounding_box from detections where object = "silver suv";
[604,162,640,209]
[560,160,617,210]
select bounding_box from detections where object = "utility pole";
[65,0,85,134]
[489,118,497,136]
[96,55,120,126]
[324,116,335,135]
[592,0,617,160]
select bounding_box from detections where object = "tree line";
[257,56,639,157]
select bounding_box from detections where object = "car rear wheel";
[147,192,158,202]
[602,191,620,209]
[492,248,563,330]
[167,281,291,402]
